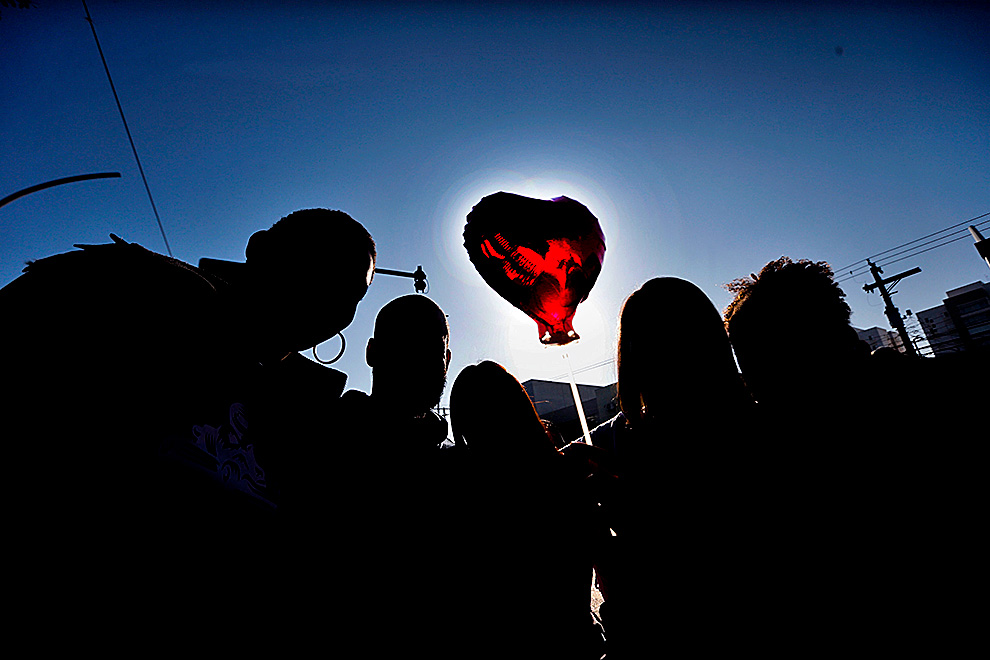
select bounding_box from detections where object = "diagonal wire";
[82,0,172,257]
[836,218,990,284]
[836,224,982,284]
[875,220,989,266]
[870,230,984,271]
[550,357,616,382]
[834,211,990,275]
[835,217,990,285]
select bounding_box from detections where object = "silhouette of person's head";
[723,257,868,406]
[450,361,559,460]
[367,294,451,417]
[238,208,376,361]
[617,277,747,430]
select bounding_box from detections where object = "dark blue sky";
[2,1,988,401]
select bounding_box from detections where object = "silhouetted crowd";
[2,209,983,657]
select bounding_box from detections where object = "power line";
[875,229,987,269]
[837,221,988,284]
[834,210,990,275]
[549,357,616,382]
[837,220,989,284]
[82,0,172,257]
[835,216,990,285]
[838,218,990,281]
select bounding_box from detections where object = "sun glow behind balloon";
[433,166,620,385]
[504,294,616,385]
[464,192,605,345]
[434,167,620,286]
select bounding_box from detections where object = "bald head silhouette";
[366,295,451,417]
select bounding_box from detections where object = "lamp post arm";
[0,172,121,210]
[374,265,428,293]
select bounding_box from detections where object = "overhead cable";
[82,0,172,257]
[834,210,990,275]
[835,217,990,285]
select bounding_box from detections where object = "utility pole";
[863,260,921,358]
[970,226,990,272]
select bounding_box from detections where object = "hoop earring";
[313,332,346,365]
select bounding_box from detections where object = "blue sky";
[2,1,988,405]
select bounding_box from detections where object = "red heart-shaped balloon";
[464,192,606,345]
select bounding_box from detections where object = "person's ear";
[366,337,376,368]
[445,348,451,370]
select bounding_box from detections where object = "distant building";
[916,281,990,356]
[916,306,962,355]
[522,378,618,444]
[855,326,904,353]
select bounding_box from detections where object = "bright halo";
[503,295,616,387]
[433,166,620,291]
[433,166,619,386]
